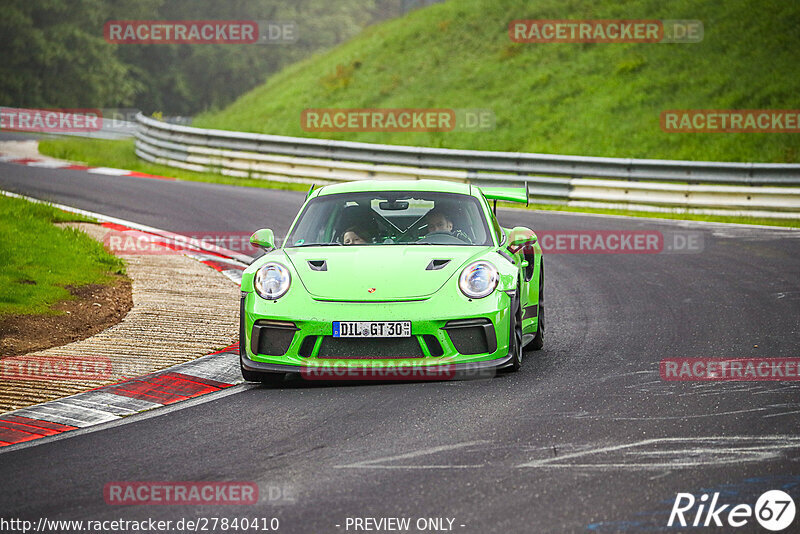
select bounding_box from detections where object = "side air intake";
[425,259,451,271]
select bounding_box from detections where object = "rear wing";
[477,186,529,213]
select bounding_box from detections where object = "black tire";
[528,261,545,351]
[507,292,524,371]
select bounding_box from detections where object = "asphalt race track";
[1,160,799,533]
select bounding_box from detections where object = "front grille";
[251,320,297,356]
[298,336,317,358]
[317,336,424,359]
[444,318,496,355]
[422,335,444,357]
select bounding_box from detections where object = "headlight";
[254,263,291,300]
[458,261,498,299]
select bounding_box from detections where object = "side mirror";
[250,228,275,251]
[507,227,537,254]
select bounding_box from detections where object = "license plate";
[333,321,411,338]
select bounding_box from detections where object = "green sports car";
[239,179,544,383]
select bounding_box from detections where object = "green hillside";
[194,0,800,163]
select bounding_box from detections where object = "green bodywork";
[240,180,542,376]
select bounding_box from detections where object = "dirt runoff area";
[0,277,133,357]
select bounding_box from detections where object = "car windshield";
[285,191,493,247]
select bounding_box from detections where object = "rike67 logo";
[669,490,796,531]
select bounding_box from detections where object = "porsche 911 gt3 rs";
[239,179,544,383]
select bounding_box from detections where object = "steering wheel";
[418,231,470,244]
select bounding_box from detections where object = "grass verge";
[194,0,800,163]
[0,194,126,317]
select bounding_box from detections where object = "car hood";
[284,246,489,301]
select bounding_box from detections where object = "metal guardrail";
[135,114,800,219]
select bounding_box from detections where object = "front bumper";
[240,283,514,372]
[240,353,513,377]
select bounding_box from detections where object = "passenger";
[342,225,372,245]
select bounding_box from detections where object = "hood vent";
[308,260,327,271]
[426,259,451,271]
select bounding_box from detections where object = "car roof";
[314,179,475,197]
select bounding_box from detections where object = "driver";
[424,209,454,235]
[423,208,471,242]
